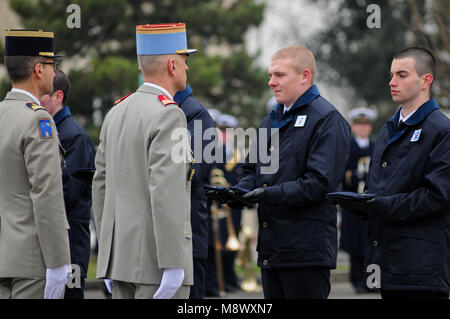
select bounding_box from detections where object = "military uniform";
[0,29,70,299]
[365,99,450,297]
[93,23,197,299]
[93,83,194,297]
[0,91,70,298]
[235,85,351,298]
[339,108,376,293]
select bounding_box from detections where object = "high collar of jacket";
[388,99,439,129]
[53,106,71,125]
[136,83,171,96]
[174,85,193,105]
[271,84,320,115]
[5,90,37,103]
[270,85,320,128]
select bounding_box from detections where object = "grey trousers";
[0,277,46,299]
[112,280,190,299]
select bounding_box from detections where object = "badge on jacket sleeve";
[38,119,54,139]
[410,129,422,142]
[295,115,307,127]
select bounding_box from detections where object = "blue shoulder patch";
[39,119,54,139]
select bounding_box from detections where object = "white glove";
[104,278,113,294]
[153,268,184,299]
[44,264,68,299]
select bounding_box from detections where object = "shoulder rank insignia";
[114,93,132,106]
[158,95,178,107]
[26,102,45,111]
[38,118,55,139]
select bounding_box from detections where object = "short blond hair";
[272,45,316,83]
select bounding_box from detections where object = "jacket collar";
[270,84,320,129]
[174,85,192,105]
[4,90,38,103]
[53,106,71,125]
[10,88,41,105]
[387,98,439,139]
[272,84,320,112]
[137,83,172,98]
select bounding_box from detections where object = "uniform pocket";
[386,233,442,274]
[275,218,324,251]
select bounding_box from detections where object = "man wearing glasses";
[0,29,70,299]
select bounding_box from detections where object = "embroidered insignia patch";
[114,93,132,106]
[38,119,54,139]
[295,115,307,127]
[26,102,45,111]
[158,95,178,107]
[410,129,422,142]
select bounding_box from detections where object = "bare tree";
[391,0,450,105]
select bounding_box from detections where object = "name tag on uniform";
[410,129,421,142]
[295,115,307,127]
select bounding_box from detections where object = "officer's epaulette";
[158,95,178,107]
[114,93,132,106]
[26,102,45,111]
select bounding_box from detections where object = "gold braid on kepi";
[4,29,63,59]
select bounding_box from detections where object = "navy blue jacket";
[340,137,374,257]
[235,85,351,269]
[366,99,450,294]
[54,106,96,277]
[175,86,216,260]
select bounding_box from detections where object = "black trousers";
[64,277,85,299]
[350,255,366,289]
[381,290,449,299]
[261,267,330,299]
[189,258,207,299]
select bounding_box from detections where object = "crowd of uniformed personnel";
[0,24,448,300]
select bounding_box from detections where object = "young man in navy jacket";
[341,47,450,299]
[212,45,351,299]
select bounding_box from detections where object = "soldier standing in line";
[93,23,196,299]
[336,47,450,299]
[339,107,376,293]
[0,29,70,299]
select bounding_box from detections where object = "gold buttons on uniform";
[373,241,378,247]
[263,184,267,188]
[269,146,274,152]
[382,162,387,168]
[263,259,268,265]
[263,222,268,228]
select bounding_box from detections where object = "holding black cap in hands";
[204,185,252,207]
[325,191,378,219]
